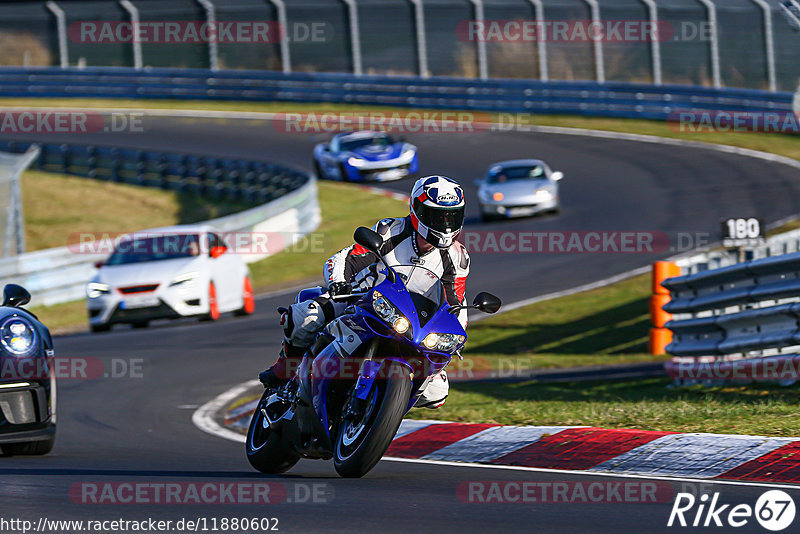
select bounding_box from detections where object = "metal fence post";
[583,0,605,83]
[640,0,662,85]
[342,0,363,75]
[751,0,777,91]
[268,0,292,73]
[409,0,429,77]
[528,0,547,81]
[120,0,143,69]
[2,146,40,257]
[697,0,721,88]
[197,0,219,71]
[45,1,68,68]
[468,0,488,79]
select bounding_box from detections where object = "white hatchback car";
[86,225,254,332]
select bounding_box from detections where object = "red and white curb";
[387,421,800,485]
[196,387,800,486]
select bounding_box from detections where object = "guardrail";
[0,141,319,307]
[0,140,308,205]
[0,67,793,122]
[661,252,800,383]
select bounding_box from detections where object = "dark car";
[0,284,56,456]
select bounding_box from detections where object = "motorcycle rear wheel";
[333,362,411,478]
[245,390,300,474]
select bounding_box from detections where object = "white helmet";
[409,175,466,249]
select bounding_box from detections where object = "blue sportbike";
[246,227,501,478]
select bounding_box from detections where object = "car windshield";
[486,165,546,184]
[106,234,202,265]
[340,134,394,151]
[393,265,447,323]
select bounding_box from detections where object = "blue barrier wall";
[0,67,794,122]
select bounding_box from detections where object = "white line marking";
[191,379,255,444]
[381,457,800,489]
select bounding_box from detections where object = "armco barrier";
[661,252,800,382]
[0,140,319,307]
[0,177,319,307]
[0,140,308,206]
[0,67,793,122]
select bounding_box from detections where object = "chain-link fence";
[2,0,799,91]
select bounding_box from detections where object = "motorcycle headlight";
[372,291,412,337]
[170,271,199,286]
[422,333,466,353]
[86,282,110,299]
[348,156,367,167]
[0,317,37,357]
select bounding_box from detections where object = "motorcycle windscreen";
[393,265,446,327]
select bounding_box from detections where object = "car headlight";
[422,333,466,353]
[0,317,37,357]
[170,271,199,287]
[86,282,110,299]
[348,156,367,167]
[402,148,416,159]
[535,188,553,199]
[372,291,412,337]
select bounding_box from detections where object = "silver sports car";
[476,159,564,221]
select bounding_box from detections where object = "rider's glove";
[328,282,352,297]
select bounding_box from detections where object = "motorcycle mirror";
[3,284,31,308]
[353,227,397,283]
[472,292,502,314]
[354,227,383,255]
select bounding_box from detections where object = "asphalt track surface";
[3,116,800,533]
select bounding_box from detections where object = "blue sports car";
[312,131,419,182]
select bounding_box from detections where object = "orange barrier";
[652,261,681,294]
[649,327,673,355]
[649,261,680,354]
[650,294,672,328]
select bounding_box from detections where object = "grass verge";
[22,169,250,251]
[248,182,406,290]
[448,273,661,374]
[407,377,800,437]
[2,98,799,161]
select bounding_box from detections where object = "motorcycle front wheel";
[333,362,412,478]
[245,389,300,474]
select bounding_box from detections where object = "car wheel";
[202,282,220,321]
[1,436,55,456]
[313,159,325,179]
[481,213,495,223]
[338,162,350,181]
[90,324,110,333]
[234,276,255,316]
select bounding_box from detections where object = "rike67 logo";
[668,490,796,531]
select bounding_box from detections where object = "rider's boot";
[259,342,306,388]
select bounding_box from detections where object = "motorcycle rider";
[260,175,470,409]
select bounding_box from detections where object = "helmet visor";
[414,200,465,235]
